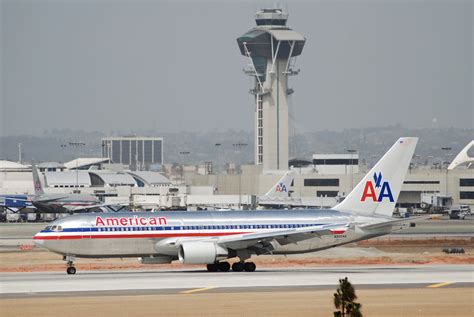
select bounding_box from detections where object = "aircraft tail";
[332,137,418,217]
[31,162,44,196]
[262,171,295,198]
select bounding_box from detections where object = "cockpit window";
[48,225,63,232]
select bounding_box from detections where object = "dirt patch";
[1,236,472,272]
[1,288,472,317]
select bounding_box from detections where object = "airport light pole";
[18,143,22,164]
[60,144,68,163]
[69,142,86,192]
[441,147,452,196]
[215,143,221,194]
[233,143,248,210]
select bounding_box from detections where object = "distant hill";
[1,126,472,168]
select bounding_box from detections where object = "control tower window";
[256,19,286,26]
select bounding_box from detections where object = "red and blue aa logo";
[360,172,394,202]
[275,183,287,193]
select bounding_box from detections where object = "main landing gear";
[206,261,256,272]
[63,255,76,275]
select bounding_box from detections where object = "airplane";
[34,137,419,275]
[257,171,295,207]
[30,163,118,213]
[257,171,341,209]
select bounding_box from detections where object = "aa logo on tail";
[360,172,394,202]
[275,183,287,193]
[34,181,41,193]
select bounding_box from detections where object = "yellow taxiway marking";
[427,282,454,288]
[180,286,217,294]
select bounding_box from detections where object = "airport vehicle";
[30,163,107,213]
[34,137,418,275]
[0,194,32,213]
[448,205,470,220]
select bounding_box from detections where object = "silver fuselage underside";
[34,210,391,259]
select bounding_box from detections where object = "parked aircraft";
[31,163,109,213]
[257,171,295,207]
[34,137,418,274]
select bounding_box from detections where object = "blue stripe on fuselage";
[39,222,343,233]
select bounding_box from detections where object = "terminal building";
[101,136,163,171]
[189,139,474,210]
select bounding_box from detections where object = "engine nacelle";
[138,256,173,264]
[178,242,228,264]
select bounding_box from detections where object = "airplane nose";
[33,234,44,247]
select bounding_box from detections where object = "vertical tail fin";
[332,137,418,217]
[263,171,294,198]
[31,162,44,196]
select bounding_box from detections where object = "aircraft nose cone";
[33,234,44,247]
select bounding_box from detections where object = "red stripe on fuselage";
[33,231,251,240]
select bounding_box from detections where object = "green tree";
[333,277,363,317]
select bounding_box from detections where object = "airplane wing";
[215,223,349,252]
[358,216,429,231]
[67,203,129,212]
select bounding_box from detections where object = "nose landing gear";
[63,255,76,275]
[66,265,76,275]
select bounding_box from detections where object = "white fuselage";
[34,210,390,260]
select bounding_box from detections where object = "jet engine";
[138,256,174,264]
[178,242,228,264]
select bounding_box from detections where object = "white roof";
[313,154,359,159]
[44,171,91,186]
[0,160,30,170]
[64,158,109,170]
[266,29,305,41]
[37,162,65,169]
[89,170,136,186]
[127,171,171,185]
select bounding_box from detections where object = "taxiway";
[1,264,472,297]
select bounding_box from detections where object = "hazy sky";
[1,0,472,136]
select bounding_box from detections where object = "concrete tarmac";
[1,264,472,297]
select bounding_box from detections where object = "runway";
[1,264,472,297]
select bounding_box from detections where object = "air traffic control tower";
[237,9,306,171]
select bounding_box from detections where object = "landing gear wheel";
[206,263,219,272]
[66,266,76,275]
[244,262,256,272]
[232,262,245,272]
[218,261,231,272]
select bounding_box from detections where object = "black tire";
[66,267,76,275]
[232,262,245,272]
[206,263,219,272]
[244,262,256,272]
[218,261,231,272]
